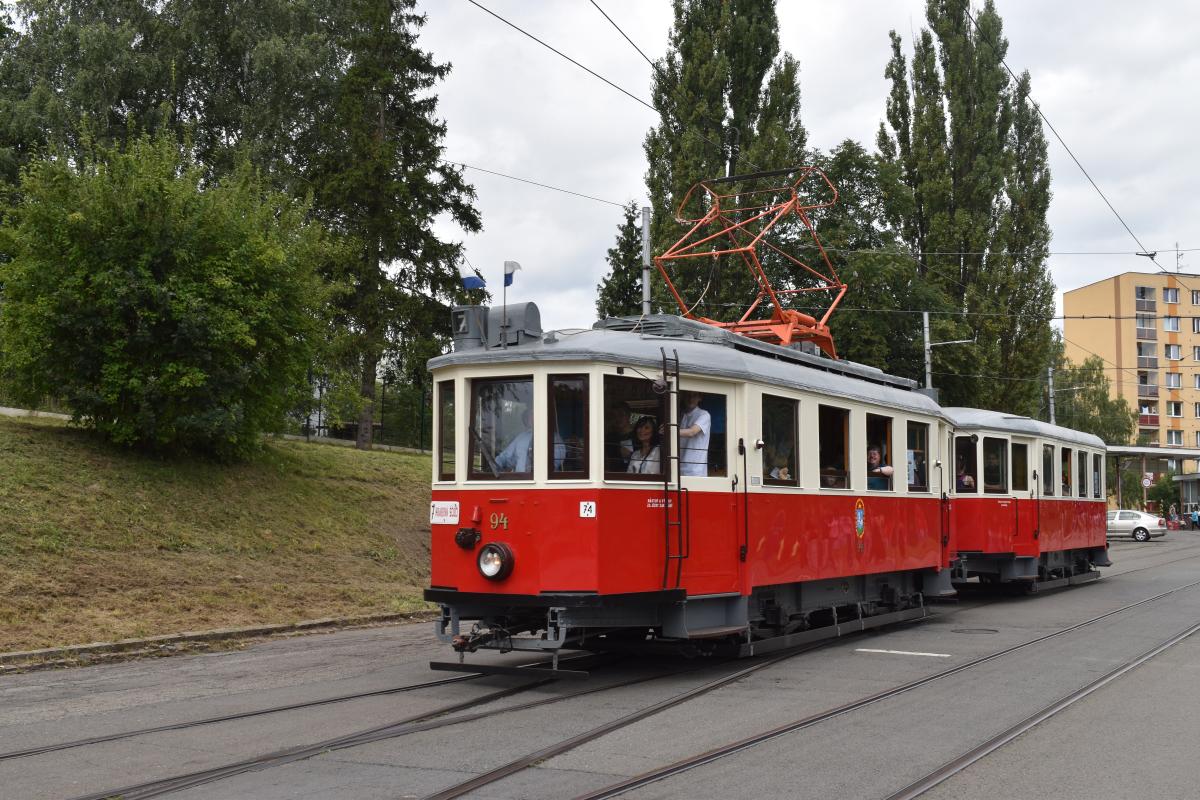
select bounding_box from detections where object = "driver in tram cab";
[866,445,894,490]
[495,407,534,473]
[678,391,711,477]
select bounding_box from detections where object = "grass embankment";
[0,416,431,652]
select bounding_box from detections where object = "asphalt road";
[3,535,1200,800]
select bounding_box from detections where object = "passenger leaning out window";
[867,445,893,490]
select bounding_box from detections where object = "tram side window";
[818,405,849,489]
[469,377,534,480]
[1061,447,1073,496]
[1076,451,1088,498]
[1011,443,1029,492]
[604,375,668,480]
[679,390,727,478]
[1092,453,1102,498]
[1042,444,1055,496]
[983,437,1008,494]
[954,436,977,493]
[548,375,588,479]
[866,414,894,491]
[762,394,798,486]
[907,422,930,492]
[437,380,455,481]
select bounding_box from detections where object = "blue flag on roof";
[458,262,485,291]
[504,260,522,287]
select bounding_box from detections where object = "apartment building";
[1063,271,1200,452]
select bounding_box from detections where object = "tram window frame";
[468,376,535,482]
[1076,450,1088,498]
[1060,447,1073,496]
[1092,453,1102,498]
[547,374,589,480]
[866,413,894,491]
[1011,443,1029,492]
[762,394,799,486]
[954,436,978,493]
[679,390,728,478]
[982,437,1008,494]
[906,421,930,492]
[1042,444,1055,496]
[603,374,669,481]
[436,380,455,482]
[818,405,850,489]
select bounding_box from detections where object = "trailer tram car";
[426,309,965,671]
[943,409,1110,590]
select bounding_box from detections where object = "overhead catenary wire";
[448,161,626,207]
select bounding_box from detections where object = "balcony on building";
[1138,382,1159,398]
[1136,326,1157,340]
[1136,298,1157,312]
[1138,355,1159,369]
[1139,414,1160,427]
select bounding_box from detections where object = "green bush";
[0,135,326,459]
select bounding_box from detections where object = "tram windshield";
[469,377,534,480]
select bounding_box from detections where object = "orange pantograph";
[654,166,846,359]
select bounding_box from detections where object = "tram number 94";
[489,512,509,530]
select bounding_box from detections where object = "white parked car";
[1106,510,1167,542]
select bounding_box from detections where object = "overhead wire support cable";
[447,161,625,207]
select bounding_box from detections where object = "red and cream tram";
[943,408,1110,589]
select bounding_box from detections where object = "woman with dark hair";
[626,416,661,475]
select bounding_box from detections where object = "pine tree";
[877,0,1055,413]
[644,0,807,318]
[595,202,644,319]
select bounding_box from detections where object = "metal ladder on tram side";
[660,347,689,589]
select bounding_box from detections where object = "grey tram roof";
[430,314,946,418]
[942,407,1106,450]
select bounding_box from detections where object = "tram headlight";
[477,542,514,581]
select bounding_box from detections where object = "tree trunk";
[356,354,377,450]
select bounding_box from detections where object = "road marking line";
[855,648,952,658]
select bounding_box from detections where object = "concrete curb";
[0,610,438,673]
[275,433,428,455]
[0,405,70,421]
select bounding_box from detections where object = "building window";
[1193,317,1200,334]
[1012,443,1029,492]
[762,395,798,486]
[818,405,850,489]
[1194,402,1200,418]
[604,375,669,480]
[907,422,930,492]
[1194,375,1200,390]
[1196,431,1200,447]
[1164,316,1180,332]
[469,376,535,480]
[548,375,588,479]
[1194,346,1200,361]
[1166,344,1182,360]
[437,381,456,481]
[1136,314,1156,328]
[1136,286,1154,300]
[1165,287,1180,304]
[866,414,894,491]
[1168,401,1183,417]
[1168,430,1183,445]
[1192,290,1200,305]
[1167,373,1182,388]
[1140,402,1157,415]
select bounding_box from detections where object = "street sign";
[1142,477,1153,488]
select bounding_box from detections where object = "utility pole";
[1048,366,1056,425]
[923,311,973,392]
[641,206,651,316]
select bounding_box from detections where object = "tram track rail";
[544,576,1200,800]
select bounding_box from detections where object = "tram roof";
[430,314,946,418]
[942,407,1106,449]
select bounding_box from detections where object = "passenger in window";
[984,450,1004,491]
[765,436,793,481]
[866,445,893,490]
[678,391,711,476]
[955,455,976,491]
[626,416,662,475]
[495,408,534,473]
[604,404,634,471]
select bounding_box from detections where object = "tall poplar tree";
[877,0,1055,413]
[644,0,807,318]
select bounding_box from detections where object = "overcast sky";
[415,0,1200,333]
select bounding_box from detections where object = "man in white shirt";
[678,392,711,476]
[496,408,534,474]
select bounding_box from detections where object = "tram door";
[1011,438,1036,550]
